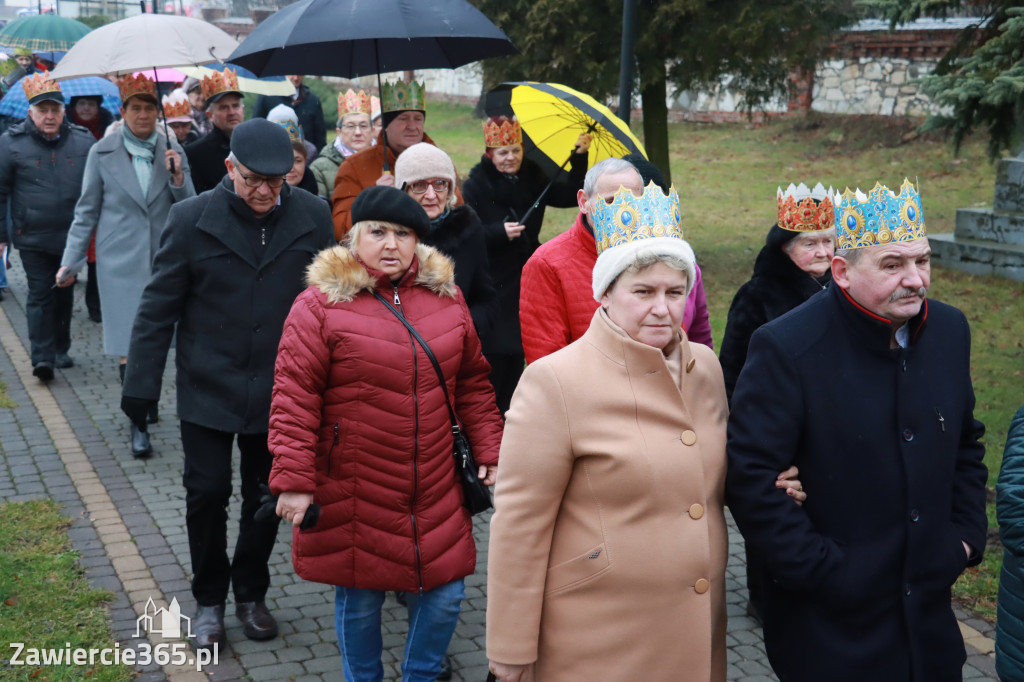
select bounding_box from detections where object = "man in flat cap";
[121,118,335,651]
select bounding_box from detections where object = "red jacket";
[520,213,713,364]
[269,244,503,592]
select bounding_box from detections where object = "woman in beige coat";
[486,182,803,682]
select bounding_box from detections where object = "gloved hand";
[121,396,157,428]
[254,483,320,530]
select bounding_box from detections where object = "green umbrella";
[0,15,92,52]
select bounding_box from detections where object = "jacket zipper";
[395,285,426,593]
[935,408,946,433]
[326,422,339,477]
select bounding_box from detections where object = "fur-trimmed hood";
[306,242,457,304]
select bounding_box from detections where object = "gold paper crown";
[483,117,522,148]
[777,182,835,232]
[116,73,158,104]
[833,179,926,250]
[201,68,241,101]
[21,71,61,102]
[338,89,371,117]
[381,80,425,113]
[591,182,683,255]
[162,91,192,121]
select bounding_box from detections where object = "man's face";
[832,238,931,325]
[27,100,65,137]
[15,54,33,69]
[287,74,304,89]
[187,88,205,110]
[385,111,425,154]
[206,94,244,135]
[122,98,159,139]
[577,168,644,228]
[226,158,285,217]
[338,112,372,151]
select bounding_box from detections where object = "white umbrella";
[51,14,237,80]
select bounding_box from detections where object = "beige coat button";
[689,503,704,520]
[681,430,697,446]
[686,358,696,373]
[694,578,709,594]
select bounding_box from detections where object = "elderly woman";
[486,183,804,682]
[269,185,504,682]
[310,89,373,199]
[396,142,497,341]
[462,116,589,414]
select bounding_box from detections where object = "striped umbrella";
[0,74,120,119]
[0,15,92,53]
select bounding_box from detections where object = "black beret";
[351,185,430,239]
[230,118,294,177]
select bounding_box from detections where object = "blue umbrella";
[0,73,120,118]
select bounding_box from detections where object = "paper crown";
[777,182,835,232]
[591,181,683,255]
[381,80,425,113]
[21,71,62,103]
[200,68,241,102]
[371,95,381,119]
[484,117,522,148]
[267,103,303,143]
[162,89,192,122]
[338,89,371,117]
[116,73,158,104]
[833,179,926,250]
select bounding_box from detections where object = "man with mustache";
[725,180,988,682]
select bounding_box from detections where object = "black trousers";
[85,260,100,320]
[20,248,72,366]
[487,353,526,417]
[180,420,280,607]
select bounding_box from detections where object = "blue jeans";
[335,579,464,682]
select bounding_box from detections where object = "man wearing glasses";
[121,119,335,651]
[310,89,374,199]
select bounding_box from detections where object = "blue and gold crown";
[833,179,926,250]
[591,182,683,255]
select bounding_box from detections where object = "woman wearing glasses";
[311,90,375,199]
[395,143,497,342]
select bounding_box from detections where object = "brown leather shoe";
[193,604,225,651]
[236,600,278,640]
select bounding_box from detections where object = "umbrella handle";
[519,150,574,225]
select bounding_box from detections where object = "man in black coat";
[253,74,326,152]
[184,71,245,194]
[726,181,988,682]
[121,119,335,651]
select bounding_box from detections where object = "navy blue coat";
[997,405,1024,681]
[726,283,988,682]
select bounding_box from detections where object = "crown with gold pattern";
[591,181,683,255]
[162,89,192,123]
[777,182,835,232]
[338,89,371,117]
[833,179,926,250]
[116,73,158,105]
[381,79,425,113]
[21,70,63,105]
[484,116,522,148]
[200,68,242,103]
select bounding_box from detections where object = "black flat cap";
[351,185,430,239]
[230,118,294,177]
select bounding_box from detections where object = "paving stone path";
[0,257,1000,681]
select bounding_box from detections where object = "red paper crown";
[21,71,62,102]
[483,117,522,148]
[777,183,835,232]
[338,89,371,117]
[201,68,240,101]
[162,92,192,120]
[117,73,158,104]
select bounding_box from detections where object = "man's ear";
[577,188,589,215]
[831,255,850,289]
[224,158,234,176]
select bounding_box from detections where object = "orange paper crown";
[483,117,522,148]
[201,68,240,101]
[338,89,371,117]
[162,91,192,121]
[21,71,62,103]
[116,73,158,104]
[777,183,835,232]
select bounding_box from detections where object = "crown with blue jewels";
[591,182,683,255]
[832,179,926,250]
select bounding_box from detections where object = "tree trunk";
[639,61,671,186]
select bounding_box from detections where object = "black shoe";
[32,362,54,382]
[193,604,226,651]
[437,654,453,681]
[236,600,278,640]
[55,353,73,369]
[130,423,152,458]
[147,403,159,424]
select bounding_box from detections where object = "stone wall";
[812,57,939,116]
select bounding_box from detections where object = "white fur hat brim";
[592,237,697,302]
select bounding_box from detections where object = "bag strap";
[371,289,461,434]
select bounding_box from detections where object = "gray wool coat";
[62,131,195,356]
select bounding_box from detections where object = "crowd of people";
[0,62,1012,682]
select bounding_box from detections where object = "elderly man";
[254,74,326,152]
[0,72,94,380]
[57,73,194,459]
[519,157,713,364]
[331,79,463,240]
[121,119,335,650]
[184,69,245,194]
[309,89,373,198]
[726,180,988,682]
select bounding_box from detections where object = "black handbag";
[372,291,494,515]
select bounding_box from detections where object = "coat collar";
[306,243,457,304]
[752,227,831,292]
[832,284,929,350]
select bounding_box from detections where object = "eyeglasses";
[237,169,285,189]
[341,122,371,131]
[409,179,450,195]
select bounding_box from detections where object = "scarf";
[428,208,451,234]
[334,136,358,158]
[122,126,158,196]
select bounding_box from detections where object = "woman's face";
[74,98,99,122]
[786,231,834,278]
[355,223,418,279]
[601,262,689,351]
[491,144,523,174]
[286,149,306,187]
[406,177,450,220]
